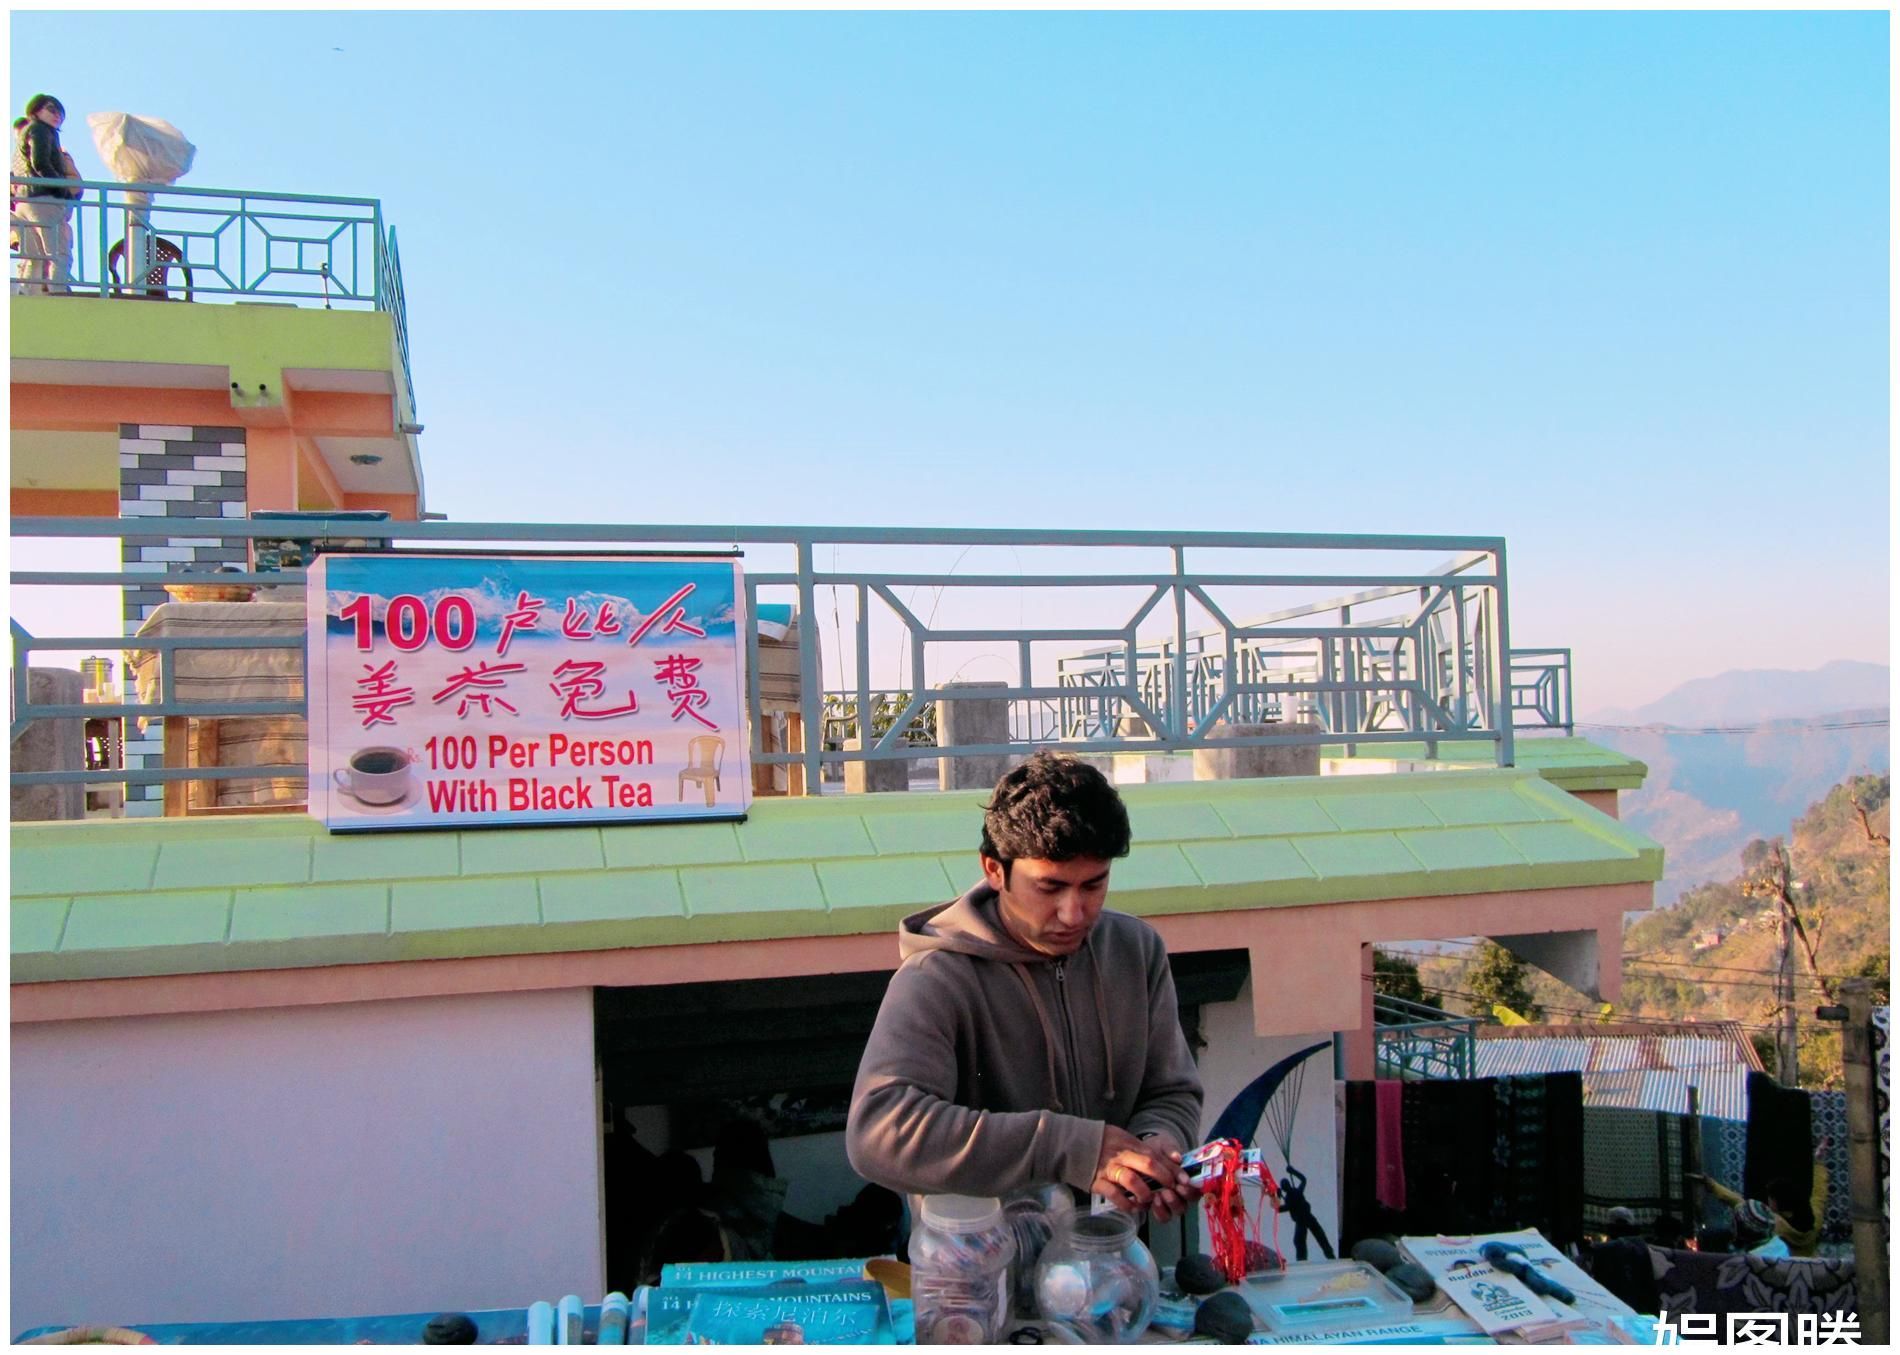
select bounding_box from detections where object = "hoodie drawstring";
[1086,932,1117,1101]
[1010,962,1064,1111]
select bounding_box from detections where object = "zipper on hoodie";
[1051,959,1087,1114]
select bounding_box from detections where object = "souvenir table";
[20,1240,1649,1345]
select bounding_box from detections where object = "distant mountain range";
[1586,659,1890,728]
[1578,662,1890,903]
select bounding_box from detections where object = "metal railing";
[1053,553,1520,751]
[820,690,1078,755]
[1508,647,1574,735]
[11,519,1546,800]
[820,691,940,753]
[1374,993,1480,1080]
[9,176,414,414]
[1059,623,1573,742]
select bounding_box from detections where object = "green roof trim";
[1321,736,1649,792]
[10,768,1661,985]
[11,295,412,422]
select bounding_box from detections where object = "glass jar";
[1033,1211,1161,1343]
[911,1194,1016,1344]
[1004,1184,1077,1317]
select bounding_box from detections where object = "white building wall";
[11,988,602,1335]
[1185,974,1339,1268]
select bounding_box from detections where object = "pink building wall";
[11,988,602,1335]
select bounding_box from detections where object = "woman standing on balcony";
[12,93,77,294]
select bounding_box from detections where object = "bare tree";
[1743,842,1836,1083]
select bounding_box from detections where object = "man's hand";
[1091,1126,1201,1223]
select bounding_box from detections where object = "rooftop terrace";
[10,176,413,410]
[10,178,422,518]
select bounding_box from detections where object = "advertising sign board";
[308,553,748,832]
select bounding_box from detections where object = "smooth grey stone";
[1194,1292,1254,1343]
[1387,1262,1436,1302]
[1351,1238,1403,1272]
[421,1313,477,1344]
[1175,1252,1227,1295]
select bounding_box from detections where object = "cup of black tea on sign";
[334,745,415,805]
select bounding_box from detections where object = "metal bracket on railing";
[10,619,35,743]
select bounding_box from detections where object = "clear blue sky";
[11,10,1889,710]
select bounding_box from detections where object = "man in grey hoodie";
[846,751,1204,1222]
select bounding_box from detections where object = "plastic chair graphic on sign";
[679,735,725,807]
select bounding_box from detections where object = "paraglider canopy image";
[1207,1039,1331,1165]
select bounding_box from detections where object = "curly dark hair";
[979,750,1131,874]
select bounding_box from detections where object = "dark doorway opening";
[594,951,1247,1291]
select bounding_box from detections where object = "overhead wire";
[1574,718,1888,735]
[1379,942,1868,982]
[1414,983,1790,1035]
[1626,955,1867,983]
[1374,951,1862,1022]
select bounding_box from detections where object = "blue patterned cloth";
[1874,1007,1889,1232]
[1809,1091,1852,1244]
[1700,1115,1748,1193]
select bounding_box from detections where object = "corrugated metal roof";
[1579,1067,1750,1121]
[1470,1023,1757,1121]
[1475,1038,1593,1077]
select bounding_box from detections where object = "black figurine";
[1273,1165,1335,1262]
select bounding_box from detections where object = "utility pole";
[1776,908,1798,1085]
[1745,843,1830,1086]
[1818,980,1886,1344]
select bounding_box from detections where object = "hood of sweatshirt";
[898,880,1047,964]
[898,880,1120,1103]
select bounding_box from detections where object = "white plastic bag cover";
[85,112,196,185]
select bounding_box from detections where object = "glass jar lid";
[920,1193,1004,1233]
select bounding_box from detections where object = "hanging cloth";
[1338,1080,1382,1252]
[1374,1079,1407,1212]
[1743,1070,1812,1204]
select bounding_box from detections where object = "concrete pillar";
[843,738,910,794]
[119,422,248,813]
[1492,928,1608,1004]
[244,427,298,513]
[1192,721,1323,780]
[935,681,1014,791]
[1571,789,1620,819]
[119,421,250,630]
[10,669,86,821]
[1345,943,1378,1081]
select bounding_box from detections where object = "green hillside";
[1405,774,1890,1089]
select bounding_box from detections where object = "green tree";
[1464,941,1543,1024]
[1372,949,1428,1006]
[1853,948,1890,1002]
[1741,837,1778,873]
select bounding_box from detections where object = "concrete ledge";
[1321,736,1649,792]
[12,768,1662,986]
